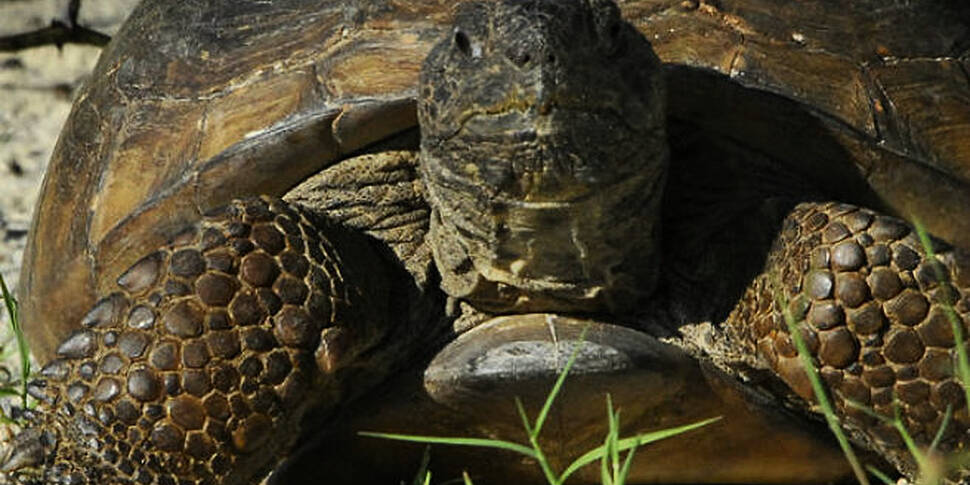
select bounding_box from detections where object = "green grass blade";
[843,398,894,425]
[893,422,926,471]
[515,397,534,437]
[521,420,557,484]
[0,387,21,397]
[528,437,557,485]
[865,465,895,485]
[358,431,537,459]
[929,405,953,454]
[913,220,970,483]
[533,325,590,439]
[944,450,970,473]
[913,221,970,417]
[600,458,611,485]
[617,445,639,485]
[606,394,620,480]
[600,434,611,485]
[612,396,640,485]
[0,272,29,409]
[514,396,558,485]
[410,446,432,485]
[366,324,717,485]
[776,285,870,485]
[558,417,721,483]
[0,344,16,363]
[891,403,926,471]
[439,475,475,485]
[462,471,474,485]
[0,273,16,336]
[600,416,613,485]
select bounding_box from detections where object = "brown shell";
[20,0,970,360]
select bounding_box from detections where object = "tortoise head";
[419,0,668,315]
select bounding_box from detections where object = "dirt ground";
[0,0,137,384]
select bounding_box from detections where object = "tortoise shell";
[20,0,970,361]
[10,1,970,483]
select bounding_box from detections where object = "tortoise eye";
[604,21,626,57]
[609,22,621,40]
[454,29,472,56]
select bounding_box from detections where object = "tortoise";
[5,0,970,482]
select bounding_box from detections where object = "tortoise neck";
[421,137,669,315]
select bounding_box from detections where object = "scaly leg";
[726,201,970,478]
[3,197,408,485]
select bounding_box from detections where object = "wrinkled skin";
[420,0,667,315]
[4,0,970,484]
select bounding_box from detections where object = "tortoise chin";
[421,111,668,315]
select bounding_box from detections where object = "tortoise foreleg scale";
[4,196,402,485]
[726,201,970,477]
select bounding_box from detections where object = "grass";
[361,328,720,485]
[913,221,970,412]
[775,285,871,485]
[777,218,970,485]
[375,215,970,485]
[0,272,31,424]
[0,216,965,484]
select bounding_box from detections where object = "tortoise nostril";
[507,49,558,67]
[603,23,626,57]
[506,48,531,66]
[609,22,621,39]
[454,30,472,56]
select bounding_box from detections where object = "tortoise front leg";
[3,197,408,485]
[726,202,970,478]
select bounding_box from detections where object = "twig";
[0,22,110,52]
[0,0,111,52]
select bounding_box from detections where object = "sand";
[0,0,137,389]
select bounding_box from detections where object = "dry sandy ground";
[0,0,137,393]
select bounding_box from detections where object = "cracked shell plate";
[21,0,970,361]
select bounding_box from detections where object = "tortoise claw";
[1,428,45,472]
[4,197,402,483]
